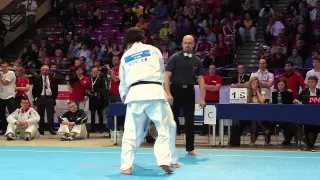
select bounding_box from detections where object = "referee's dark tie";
[44,76,47,97]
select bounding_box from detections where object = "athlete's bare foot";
[121,168,132,175]
[160,165,173,174]
[188,150,198,156]
[172,164,181,168]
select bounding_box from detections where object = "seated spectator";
[204,26,217,44]
[287,48,303,68]
[239,13,257,42]
[153,1,168,18]
[162,35,176,52]
[69,35,82,56]
[271,36,287,55]
[217,34,229,63]
[159,21,172,39]
[143,3,154,18]
[5,98,40,141]
[92,45,105,62]
[266,17,285,42]
[167,16,176,34]
[183,1,196,19]
[259,5,275,27]
[57,101,88,141]
[132,2,144,17]
[311,28,320,45]
[272,78,295,145]
[77,43,91,60]
[122,7,138,28]
[40,39,54,57]
[202,47,221,69]
[223,20,235,49]
[58,57,70,70]
[310,1,320,21]
[84,10,98,29]
[148,13,162,34]
[294,75,320,151]
[195,37,212,53]
[136,17,148,30]
[270,46,286,68]
[161,45,172,64]
[79,29,93,48]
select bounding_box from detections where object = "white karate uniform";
[119,42,172,170]
[138,102,179,165]
[58,118,88,138]
[5,108,40,139]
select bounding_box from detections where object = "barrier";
[109,103,320,146]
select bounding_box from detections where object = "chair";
[102,19,114,27]
[75,20,85,27]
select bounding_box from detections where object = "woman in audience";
[287,48,303,68]
[272,78,295,145]
[247,77,272,145]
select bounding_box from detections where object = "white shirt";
[305,69,320,88]
[7,108,40,125]
[41,75,52,96]
[0,71,16,100]
[119,42,166,104]
[310,88,317,96]
[250,69,274,100]
[20,0,38,16]
[270,21,285,37]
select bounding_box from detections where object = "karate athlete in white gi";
[119,27,174,175]
[5,98,40,141]
[139,102,180,168]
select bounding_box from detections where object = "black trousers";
[0,98,15,132]
[36,96,55,132]
[171,84,195,151]
[90,108,104,132]
[304,124,320,148]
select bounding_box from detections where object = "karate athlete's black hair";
[123,27,146,49]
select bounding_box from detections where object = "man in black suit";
[294,75,320,152]
[32,65,58,135]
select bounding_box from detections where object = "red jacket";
[279,71,305,98]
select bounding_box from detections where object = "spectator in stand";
[154,1,168,18]
[148,13,162,34]
[57,10,68,29]
[163,35,176,52]
[161,44,172,64]
[311,28,320,46]
[222,20,236,50]
[143,3,154,18]
[270,46,286,68]
[259,5,275,28]
[243,0,259,18]
[0,61,16,135]
[167,16,176,34]
[294,76,320,152]
[84,10,98,29]
[132,2,143,17]
[183,1,196,19]
[310,1,320,21]
[76,44,91,62]
[200,64,221,135]
[279,61,305,98]
[202,47,221,69]
[66,66,91,105]
[54,37,69,56]
[70,35,82,56]
[195,37,212,54]
[136,17,148,30]
[15,67,30,108]
[159,22,172,39]
[0,16,7,58]
[92,45,105,62]
[79,29,93,48]
[287,48,303,68]
[88,67,106,133]
[239,13,257,42]
[40,39,54,57]
[271,36,287,55]
[18,0,38,35]
[59,58,70,70]
[305,56,320,88]
[266,17,285,42]
[250,58,274,103]
[175,20,189,44]
[122,7,138,28]
[203,26,217,44]
[231,63,250,88]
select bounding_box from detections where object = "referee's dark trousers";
[171,84,195,151]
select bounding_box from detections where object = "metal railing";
[1,0,45,31]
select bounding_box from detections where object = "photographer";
[18,0,38,35]
[88,67,106,133]
[65,66,91,106]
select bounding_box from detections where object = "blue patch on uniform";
[124,50,151,63]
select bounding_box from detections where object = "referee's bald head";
[123,27,146,50]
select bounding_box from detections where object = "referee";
[165,35,206,156]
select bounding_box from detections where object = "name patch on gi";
[125,50,151,63]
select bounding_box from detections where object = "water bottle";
[277,92,282,104]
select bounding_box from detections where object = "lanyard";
[238,75,244,83]
[91,76,99,89]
